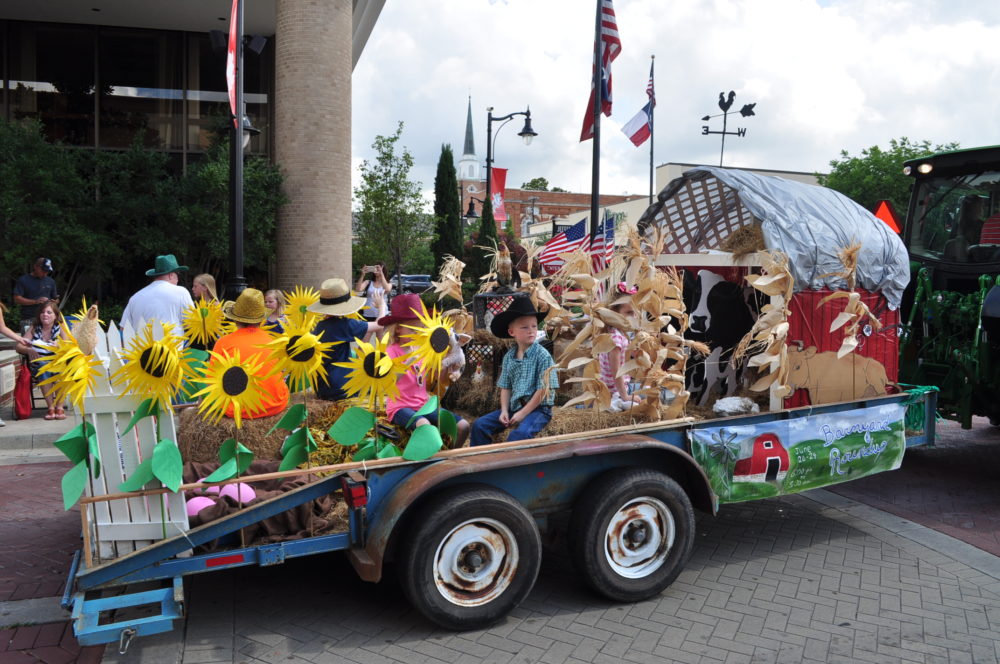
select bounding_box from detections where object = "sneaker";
[0,416,5,427]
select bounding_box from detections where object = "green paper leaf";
[305,428,318,453]
[278,444,309,471]
[352,441,377,462]
[204,457,239,483]
[119,457,155,492]
[86,429,101,479]
[376,443,402,459]
[329,407,376,446]
[218,438,254,474]
[406,395,440,428]
[62,460,90,510]
[280,428,308,457]
[403,424,443,461]
[438,410,458,443]
[54,435,88,465]
[184,348,210,363]
[122,398,159,436]
[152,439,184,492]
[268,403,308,435]
[55,423,87,445]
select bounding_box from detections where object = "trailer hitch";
[119,627,136,655]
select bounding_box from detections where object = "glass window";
[908,171,1000,264]
[8,23,96,146]
[98,28,182,149]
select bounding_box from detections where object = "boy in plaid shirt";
[470,297,559,446]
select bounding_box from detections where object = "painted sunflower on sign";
[35,332,103,413]
[284,285,321,330]
[401,307,453,381]
[182,298,227,347]
[334,332,407,410]
[264,323,339,392]
[112,322,189,411]
[191,349,268,428]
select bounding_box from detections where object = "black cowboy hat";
[489,294,546,339]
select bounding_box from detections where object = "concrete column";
[274,0,352,290]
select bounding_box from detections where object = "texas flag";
[621,101,653,147]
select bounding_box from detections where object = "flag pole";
[589,0,602,243]
[648,54,655,207]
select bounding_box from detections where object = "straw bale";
[719,224,765,259]
[537,408,652,437]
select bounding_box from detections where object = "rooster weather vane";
[701,90,757,167]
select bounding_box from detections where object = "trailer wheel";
[398,486,541,630]
[571,468,695,602]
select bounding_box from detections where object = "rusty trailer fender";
[346,432,714,583]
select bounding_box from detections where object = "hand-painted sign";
[688,402,906,503]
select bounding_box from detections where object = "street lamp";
[464,196,485,224]
[484,106,537,223]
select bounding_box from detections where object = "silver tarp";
[637,166,909,308]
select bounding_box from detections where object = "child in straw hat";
[310,277,386,402]
[379,294,470,446]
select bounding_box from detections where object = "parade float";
[52,168,937,647]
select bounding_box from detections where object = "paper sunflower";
[334,332,407,410]
[35,332,103,413]
[182,297,227,347]
[191,349,268,428]
[284,285,321,330]
[401,307,453,381]
[112,322,189,411]
[264,323,339,392]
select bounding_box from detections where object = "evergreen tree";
[431,144,463,275]
[471,197,499,281]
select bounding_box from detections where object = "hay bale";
[536,408,652,437]
[177,397,350,463]
[720,224,765,259]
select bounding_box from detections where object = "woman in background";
[191,274,219,303]
[15,301,71,420]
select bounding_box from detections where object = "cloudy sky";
[351,0,1000,205]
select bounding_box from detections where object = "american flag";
[590,212,615,272]
[580,0,621,142]
[538,219,589,273]
[646,61,655,106]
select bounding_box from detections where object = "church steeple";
[458,96,480,181]
[462,96,476,157]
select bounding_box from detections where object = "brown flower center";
[286,335,315,362]
[222,366,249,396]
[429,327,451,354]
[139,347,167,378]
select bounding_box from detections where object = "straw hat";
[306,278,367,316]
[377,293,425,326]
[221,288,267,324]
[145,254,188,276]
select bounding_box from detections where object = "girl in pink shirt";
[598,283,643,411]
[380,294,470,447]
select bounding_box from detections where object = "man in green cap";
[121,254,194,337]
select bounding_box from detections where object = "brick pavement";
[104,489,1000,664]
[0,462,104,662]
[829,419,1000,557]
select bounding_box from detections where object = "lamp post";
[484,106,537,229]
[464,196,485,224]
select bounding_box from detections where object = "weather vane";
[701,90,757,167]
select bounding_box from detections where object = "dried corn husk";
[735,250,794,398]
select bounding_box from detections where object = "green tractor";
[899,145,1000,428]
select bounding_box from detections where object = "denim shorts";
[391,407,464,430]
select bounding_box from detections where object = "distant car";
[391,274,433,294]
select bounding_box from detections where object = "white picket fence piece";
[81,321,190,561]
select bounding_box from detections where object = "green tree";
[469,197,499,281]
[353,122,433,290]
[818,137,959,213]
[521,176,550,191]
[431,144,463,275]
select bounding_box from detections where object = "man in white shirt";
[121,254,194,338]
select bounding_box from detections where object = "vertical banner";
[490,167,508,221]
[226,0,239,123]
[689,402,907,504]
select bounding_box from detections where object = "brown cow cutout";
[786,345,889,405]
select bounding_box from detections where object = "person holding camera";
[354,261,393,322]
[13,257,59,334]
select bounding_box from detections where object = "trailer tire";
[398,486,541,630]
[570,468,694,602]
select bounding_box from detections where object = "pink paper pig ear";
[456,333,472,347]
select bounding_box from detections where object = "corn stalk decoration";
[544,227,707,421]
[820,243,882,358]
[733,250,795,400]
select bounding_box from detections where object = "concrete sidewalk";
[0,406,76,465]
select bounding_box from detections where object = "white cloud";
[352,0,1000,209]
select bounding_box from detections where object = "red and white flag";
[226,0,238,126]
[580,0,621,142]
[490,168,508,221]
[621,62,655,146]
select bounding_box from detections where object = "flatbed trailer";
[63,389,935,650]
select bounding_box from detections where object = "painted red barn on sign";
[733,433,790,484]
